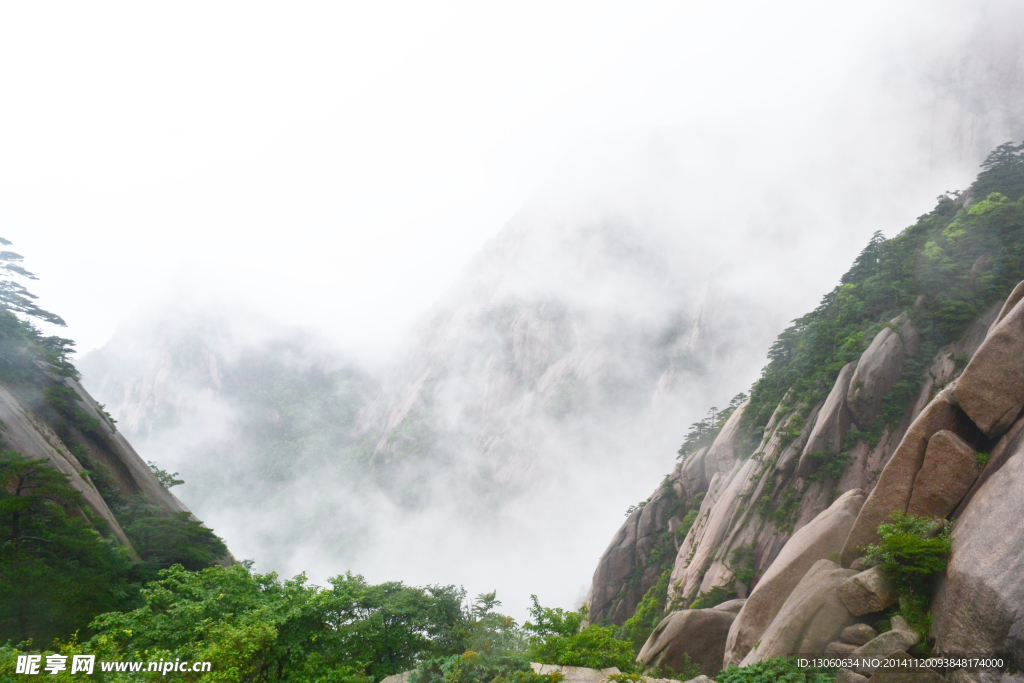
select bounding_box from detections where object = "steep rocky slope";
[586,142,1024,679]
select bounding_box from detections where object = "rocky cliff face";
[0,367,198,556]
[586,152,1024,678]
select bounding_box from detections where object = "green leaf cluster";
[865,511,951,638]
[0,451,145,645]
[523,598,635,672]
[716,656,835,683]
[617,570,671,653]
[85,565,471,683]
[742,144,1024,443]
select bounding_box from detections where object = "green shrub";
[618,570,671,653]
[689,585,734,609]
[730,544,757,585]
[524,598,635,672]
[865,512,950,593]
[716,656,835,683]
[412,651,554,683]
[865,511,951,638]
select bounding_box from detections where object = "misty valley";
[3,140,1024,683]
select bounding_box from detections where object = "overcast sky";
[4,0,1016,361]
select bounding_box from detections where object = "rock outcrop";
[723,489,865,666]
[951,294,1024,439]
[740,560,858,664]
[588,260,1024,679]
[931,411,1024,667]
[798,360,857,477]
[836,566,896,616]
[0,373,197,553]
[846,313,920,429]
[637,608,737,677]
[840,396,980,566]
[906,430,979,518]
[587,458,700,624]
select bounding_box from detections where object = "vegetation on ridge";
[865,511,952,641]
[741,141,1024,442]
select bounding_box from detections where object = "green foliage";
[677,393,748,460]
[43,384,101,435]
[608,659,700,682]
[689,585,734,610]
[976,451,991,468]
[121,508,228,573]
[865,512,950,593]
[148,461,185,489]
[0,451,144,645]
[741,146,1024,443]
[0,238,66,327]
[973,141,1024,201]
[618,570,671,653]
[88,564,472,683]
[412,651,554,683]
[729,543,757,585]
[865,511,951,638]
[716,657,836,683]
[757,484,804,532]
[524,598,635,672]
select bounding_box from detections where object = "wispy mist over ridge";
[71,0,1024,618]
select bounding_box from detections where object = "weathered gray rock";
[841,395,977,566]
[931,416,1024,666]
[951,292,1024,439]
[990,281,1024,332]
[853,628,920,659]
[850,557,874,572]
[836,669,869,683]
[907,430,979,518]
[0,382,132,547]
[826,641,858,655]
[798,361,858,477]
[585,507,642,623]
[713,599,746,614]
[837,566,896,616]
[703,404,749,482]
[679,447,709,501]
[864,651,943,683]
[841,623,879,646]
[638,609,737,677]
[529,664,630,682]
[722,490,864,665]
[379,671,413,683]
[587,475,696,624]
[739,560,858,665]
[846,314,919,429]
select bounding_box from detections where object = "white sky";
[1,0,991,360]
[0,1,691,355]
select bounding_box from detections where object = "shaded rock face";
[0,376,196,553]
[836,566,896,617]
[587,282,1024,675]
[638,608,737,677]
[907,430,979,518]
[841,623,878,646]
[798,361,857,478]
[846,314,920,429]
[952,294,1024,439]
[841,396,981,566]
[586,464,695,625]
[931,412,1024,667]
[723,489,865,666]
[740,560,857,665]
